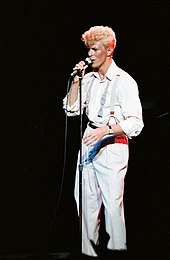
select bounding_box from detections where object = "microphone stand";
[78,72,83,256]
[68,70,84,257]
[68,58,91,256]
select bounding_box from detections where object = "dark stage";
[0,1,169,260]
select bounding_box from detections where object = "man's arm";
[67,75,79,106]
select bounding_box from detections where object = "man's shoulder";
[116,67,137,85]
[83,72,95,84]
[84,71,94,79]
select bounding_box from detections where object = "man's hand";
[83,126,108,146]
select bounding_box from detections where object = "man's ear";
[107,47,113,57]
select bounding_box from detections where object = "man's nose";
[88,49,93,56]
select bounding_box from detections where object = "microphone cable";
[46,75,72,244]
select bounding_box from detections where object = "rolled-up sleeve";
[63,94,80,116]
[63,77,89,116]
[119,116,144,138]
[117,76,144,138]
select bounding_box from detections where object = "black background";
[0,1,170,259]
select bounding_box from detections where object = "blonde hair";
[81,26,116,51]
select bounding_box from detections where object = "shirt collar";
[105,60,118,80]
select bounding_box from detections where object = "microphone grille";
[85,57,92,65]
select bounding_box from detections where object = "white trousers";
[74,127,129,257]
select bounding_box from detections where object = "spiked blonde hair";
[81,26,116,52]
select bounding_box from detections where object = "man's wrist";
[107,125,114,134]
[73,75,79,83]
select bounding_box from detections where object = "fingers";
[73,61,88,73]
[83,133,98,146]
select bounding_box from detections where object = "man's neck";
[98,58,112,80]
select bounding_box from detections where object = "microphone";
[70,57,92,77]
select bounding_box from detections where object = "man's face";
[87,41,108,69]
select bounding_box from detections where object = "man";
[63,26,144,258]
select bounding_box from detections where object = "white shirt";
[63,60,144,138]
